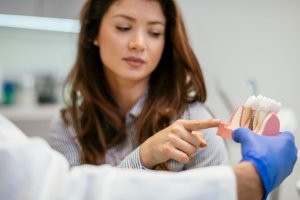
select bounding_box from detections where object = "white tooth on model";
[255,97,271,130]
[255,97,281,132]
[251,95,263,110]
[244,96,256,108]
[251,95,264,130]
[242,96,256,126]
[271,100,282,113]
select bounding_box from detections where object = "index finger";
[181,119,221,131]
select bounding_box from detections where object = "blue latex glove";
[232,127,297,199]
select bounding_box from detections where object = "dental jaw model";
[217,95,282,139]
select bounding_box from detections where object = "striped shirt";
[50,95,228,171]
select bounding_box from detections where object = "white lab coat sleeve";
[0,114,237,200]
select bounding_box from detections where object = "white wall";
[177,1,300,199]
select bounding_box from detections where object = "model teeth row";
[242,95,281,132]
[244,95,281,113]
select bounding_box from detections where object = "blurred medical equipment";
[2,80,16,105]
[35,74,56,104]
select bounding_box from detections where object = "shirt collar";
[128,91,148,118]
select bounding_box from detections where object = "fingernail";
[213,119,221,123]
[200,140,208,147]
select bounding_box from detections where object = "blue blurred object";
[232,127,297,200]
[2,81,16,105]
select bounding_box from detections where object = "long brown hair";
[62,0,207,169]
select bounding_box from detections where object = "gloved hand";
[232,127,297,199]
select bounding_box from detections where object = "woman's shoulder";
[50,110,76,137]
[182,101,213,120]
[51,110,69,126]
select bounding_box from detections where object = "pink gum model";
[217,105,280,139]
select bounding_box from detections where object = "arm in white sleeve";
[0,114,237,200]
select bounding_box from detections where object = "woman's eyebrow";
[148,21,165,26]
[112,14,135,21]
[112,14,165,26]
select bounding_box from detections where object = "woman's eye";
[116,26,131,32]
[149,31,162,38]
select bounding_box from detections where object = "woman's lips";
[123,57,145,67]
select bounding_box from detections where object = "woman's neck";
[109,79,148,113]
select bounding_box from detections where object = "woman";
[50,0,228,171]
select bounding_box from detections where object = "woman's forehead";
[106,0,166,23]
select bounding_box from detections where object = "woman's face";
[95,0,166,86]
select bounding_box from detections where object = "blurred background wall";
[0,0,299,199]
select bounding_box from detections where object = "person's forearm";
[233,161,264,200]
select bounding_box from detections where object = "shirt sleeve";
[183,102,229,169]
[0,115,237,200]
[117,146,153,170]
[49,114,82,167]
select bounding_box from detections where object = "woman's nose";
[128,32,146,52]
